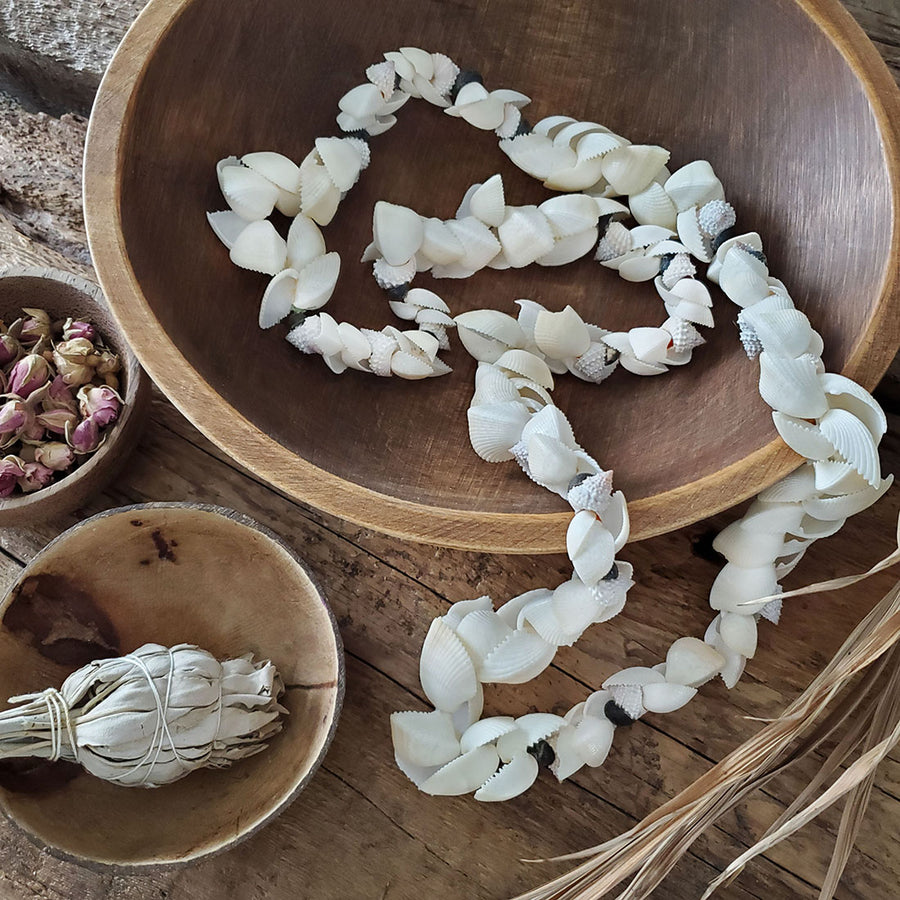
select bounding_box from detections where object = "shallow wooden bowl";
[0,267,151,526]
[84,0,900,553]
[0,503,344,868]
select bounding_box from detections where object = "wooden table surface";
[0,2,899,898]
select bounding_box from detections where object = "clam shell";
[286,214,326,269]
[813,460,870,495]
[496,728,529,763]
[391,710,461,767]
[718,246,771,307]
[772,412,835,460]
[526,434,580,492]
[628,326,671,364]
[675,207,712,262]
[543,156,607,192]
[399,46,433,78]
[242,151,302,193]
[444,216,502,271]
[758,352,828,418]
[665,637,726,687]
[741,498,806,535]
[515,713,567,744]
[228,220,287,275]
[709,562,779,614]
[497,206,556,268]
[453,92,506,131]
[641,682,696,714]
[600,145,670,195]
[220,165,279,220]
[460,717,517,754]
[534,115,577,137]
[602,490,630,550]
[536,228,599,266]
[419,618,478,712]
[740,308,813,358]
[373,201,425,267]
[259,268,300,328]
[551,725,585,781]
[521,403,577,446]
[758,464,817,503]
[474,753,539,802]
[575,130,625,162]
[337,322,372,370]
[719,611,758,658]
[820,373,887,441]
[663,161,725,212]
[818,408,881,486]
[629,181,678,228]
[538,194,601,237]
[420,745,500,796]
[457,309,525,353]
[491,89,531,108]
[617,253,666,282]
[573,716,615,767]
[550,578,600,637]
[495,349,554,389]
[521,594,580,646]
[469,174,506,227]
[207,210,250,249]
[500,132,577,180]
[567,511,616,586]
[390,351,437,380]
[444,596,494,632]
[472,363,522,405]
[455,610,515,670]
[467,400,531,462]
[603,667,665,688]
[712,521,787,567]
[706,231,764,283]
[421,217,466,265]
[479,629,557,683]
[293,251,340,310]
[496,588,554,629]
[338,82,386,120]
[802,474,893,521]
[654,276,715,328]
[533,306,591,360]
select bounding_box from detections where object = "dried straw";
[517,522,900,900]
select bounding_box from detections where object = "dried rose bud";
[94,349,120,376]
[78,385,122,428]
[8,354,51,398]
[19,308,51,345]
[62,318,96,342]
[0,456,26,498]
[36,407,78,436]
[44,375,78,413]
[68,415,101,454]
[0,333,20,368]
[17,461,54,493]
[0,400,28,440]
[34,441,75,472]
[52,338,96,387]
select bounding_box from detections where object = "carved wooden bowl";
[83,0,900,553]
[0,267,151,526]
[0,504,344,868]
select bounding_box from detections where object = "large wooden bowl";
[0,504,344,868]
[0,267,151,526]
[84,0,900,553]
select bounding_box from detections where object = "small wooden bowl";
[84,0,900,553]
[0,267,151,526]
[0,503,344,869]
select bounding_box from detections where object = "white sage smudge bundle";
[0,643,286,787]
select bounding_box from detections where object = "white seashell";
[521,594,580,646]
[286,214,327,269]
[474,753,539,802]
[709,562,779,614]
[628,326,671,364]
[740,308,813,358]
[629,181,678,228]
[496,728,529,763]
[582,690,613,721]
[543,155,607,192]
[390,351,437,380]
[654,276,715,328]
[575,130,626,162]
[741,499,806,535]
[451,91,506,130]
[526,434,579,492]
[818,408,880,486]
[479,629,557,683]
[600,145,670,195]
[533,306,591,360]
[242,151,302,193]
[533,115,577,137]
[567,511,616,586]
[469,174,506,227]
[419,217,465,265]
[706,231,763,283]
[495,349,554,389]
[515,713,567,744]
[497,206,556,268]
[675,207,712,262]
[547,578,600,638]
[573,716,615,767]
[472,363,522,405]
[704,617,748,689]
[443,216,502,271]
[551,725,585,781]
[665,637,726,687]
[820,373,887,442]
[220,165,279,220]
[641,682,696,714]
[538,194,602,237]
[495,103,522,139]
[663,161,725,212]
[373,255,417,289]
[366,60,396,99]
[455,610,515,671]
[460,717,518,754]
[758,352,828,419]
[496,589,553,629]
[337,323,371,370]
[456,310,525,358]
[338,82,387,119]
[491,88,531,108]
[600,490,630,551]
[293,252,340,310]
[419,618,478,712]
[719,611,758,658]
[813,460,870,495]
[259,268,300,328]
[712,521,787,566]
[399,46,433,78]
[467,400,531,462]
[793,515,847,540]
[617,253,666,282]
[300,167,341,226]
[420,745,500,796]
[718,246,771,307]
[772,412,836,460]
[216,155,240,184]
[758,464,817,503]
[444,595,494,631]
[207,210,250,249]
[500,132,576,180]
[536,228,599,266]
[315,137,364,192]
[603,667,665,688]
[372,201,424,267]
[450,683,484,734]
[275,189,301,217]
[391,710,460,767]
[802,474,892,521]
[228,220,287,275]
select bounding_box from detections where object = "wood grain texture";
[0,0,898,898]
[82,0,900,553]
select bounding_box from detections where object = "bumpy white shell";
[467,400,531,462]
[419,618,478,711]
[665,637,725,687]
[391,710,461,767]
[419,745,500,796]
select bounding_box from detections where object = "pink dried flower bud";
[68,415,101,454]
[8,354,51,398]
[0,333,20,367]
[0,400,28,439]
[36,407,78,436]
[94,349,120,376]
[19,308,51,345]
[0,455,26,498]
[34,441,75,472]
[78,385,122,428]
[62,318,96,342]
[52,339,96,387]
[44,375,78,413]
[17,461,54,493]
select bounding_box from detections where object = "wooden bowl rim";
[0,266,151,521]
[83,0,900,554]
[0,501,346,872]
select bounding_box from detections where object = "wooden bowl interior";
[115,0,895,520]
[0,270,147,522]
[0,506,342,867]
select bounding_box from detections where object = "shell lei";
[206,49,892,800]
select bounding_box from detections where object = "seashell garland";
[203,49,892,803]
